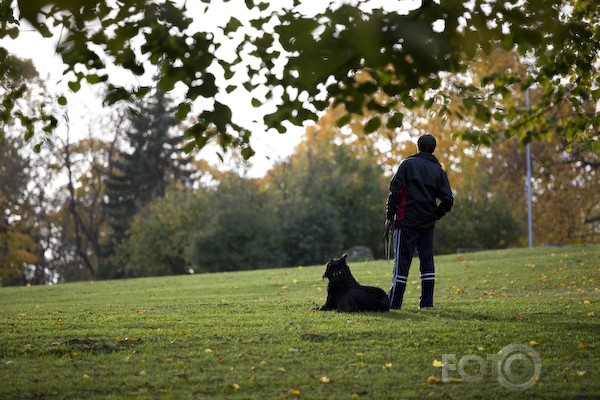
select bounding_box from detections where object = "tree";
[263,124,388,260]
[0,52,45,285]
[435,176,524,254]
[481,136,599,245]
[119,185,204,277]
[0,49,56,147]
[187,173,286,272]
[0,136,37,285]
[1,0,596,156]
[59,133,120,280]
[103,89,191,276]
[280,200,344,267]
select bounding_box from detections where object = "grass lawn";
[1,245,599,399]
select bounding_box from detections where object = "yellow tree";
[297,46,599,247]
[0,137,37,285]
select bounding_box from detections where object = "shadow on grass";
[362,308,599,335]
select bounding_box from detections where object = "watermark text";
[442,343,541,391]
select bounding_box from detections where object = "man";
[385,134,454,310]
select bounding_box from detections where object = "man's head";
[417,134,436,154]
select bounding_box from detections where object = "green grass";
[1,245,599,399]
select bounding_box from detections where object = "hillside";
[1,245,599,399]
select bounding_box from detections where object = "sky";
[1,0,418,177]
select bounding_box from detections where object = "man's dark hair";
[417,134,436,153]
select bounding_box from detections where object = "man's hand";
[385,219,393,229]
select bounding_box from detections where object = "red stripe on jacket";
[395,185,407,222]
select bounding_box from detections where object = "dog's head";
[322,253,351,280]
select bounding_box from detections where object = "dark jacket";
[386,152,454,232]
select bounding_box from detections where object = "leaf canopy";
[1,0,598,155]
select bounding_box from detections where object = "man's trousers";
[388,229,435,309]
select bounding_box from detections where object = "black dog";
[315,254,390,312]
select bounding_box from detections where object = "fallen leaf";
[427,375,439,384]
[587,311,595,317]
[432,359,443,368]
[229,383,240,390]
[320,376,331,383]
[278,367,286,373]
[578,341,588,349]
[83,374,90,379]
[384,363,393,369]
[583,300,591,305]
[529,340,538,346]
[443,377,463,384]
[204,348,213,353]
[289,389,301,396]
[576,370,586,376]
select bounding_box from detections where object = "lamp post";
[525,87,533,248]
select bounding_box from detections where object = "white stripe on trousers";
[421,272,436,281]
[389,229,407,307]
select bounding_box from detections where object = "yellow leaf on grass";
[229,383,240,390]
[587,311,595,317]
[384,363,393,369]
[289,389,301,396]
[583,300,591,305]
[427,375,439,384]
[278,367,286,373]
[320,376,331,383]
[454,287,463,295]
[204,348,213,353]
[576,370,586,376]
[529,340,538,346]
[432,359,443,368]
[578,342,588,349]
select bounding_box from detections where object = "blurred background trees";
[0,2,598,284]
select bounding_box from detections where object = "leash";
[383,225,393,261]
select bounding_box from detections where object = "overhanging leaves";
[1,0,598,155]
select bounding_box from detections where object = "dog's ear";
[342,253,348,260]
